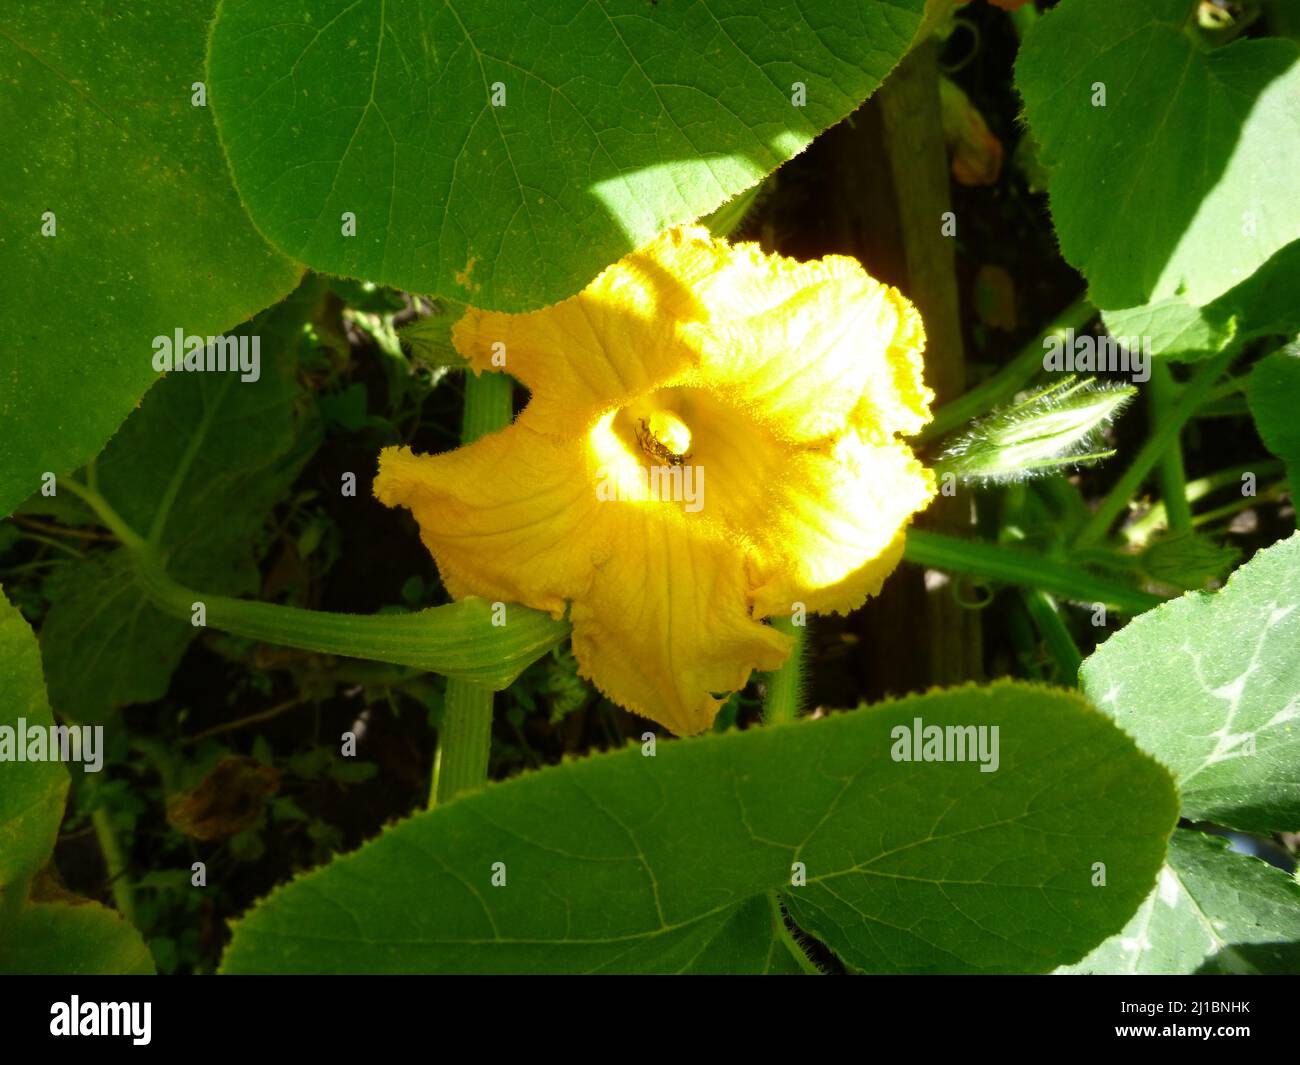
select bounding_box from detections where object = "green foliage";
[1248,341,1300,489]
[206,0,931,309]
[0,0,301,520]
[222,683,1176,974]
[0,590,153,973]
[2,0,1297,980]
[36,283,324,722]
[1081,534,1300,834]
[0,591,66,912]
[1102,243,1300,364]
[1017,0,1300,311]
[1063,830,1300,975]
[1063,537,1300,975]
[1,903,154,976]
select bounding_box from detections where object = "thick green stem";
[762,616,807,726]
[432,369,516,806]
[134,548,561,689]
[1006,598,1046,682]
[1020,589,1083,686]
[917,297,1095,445]
[432,680,495,806]
[91,807,138,927]
[1150,361,1193,534]
[460,368,514,444]
[1075,347,1234,547]
[62,479,564,689]
[903,529,1162,613]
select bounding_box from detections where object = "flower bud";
[936,376,1135,484]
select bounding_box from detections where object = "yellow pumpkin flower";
[375,226,936,735]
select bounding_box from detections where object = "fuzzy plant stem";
[91,807,139,926]
[1020,589,1083,686]
[763,616,808,726]
[432,369,515,807]
[1150,360,1194,534]
[902,529,1161,614]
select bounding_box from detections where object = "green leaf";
[681,895,808,975]
[1102,241,1300,363]
[221,682,1177,974]
[0,0,302,521]
[1248,341,1300,489]
[207,0,930,310]
[1080,533,1300,833]
[1100,300,1235,366]
[1137,532,1240,593]
[1016,0,1300,310]
[0,590,66,905]
[38,283,323,722]
[0,594,154,974]
[0,902,154,975]
[1061,830,1300,975]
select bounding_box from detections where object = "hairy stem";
[433,369,516,807]
[91,807,138,927]
[762,616,808,726]
[1020,589,1083,686]
[903,529,1162,614]
[432,680,496,807]
[62,479,564,689]
[1150,360,1193,534]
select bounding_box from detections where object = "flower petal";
[450,228,728,436]
[567,506,791,736]
[745,433,937,619]
[376,416,791,736]
[374,424,596,616]
[685,249,933,443]
[382,225,937,735]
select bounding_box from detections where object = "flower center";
[635,409,692,465]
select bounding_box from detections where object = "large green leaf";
[1017,0,1300,310]
[0,0,302,521]
[1102,241,1300,363]
[1061,830,1300,975]
[0,902,154,976]
[1248,341,1300,490]
[0,591,154,974]
[38,283,323,722]
[207,0,932,310]
[221,682,1177,974]
[0,591,66,907]
[1100,300,1234,367]
[1081,534,1300,834]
